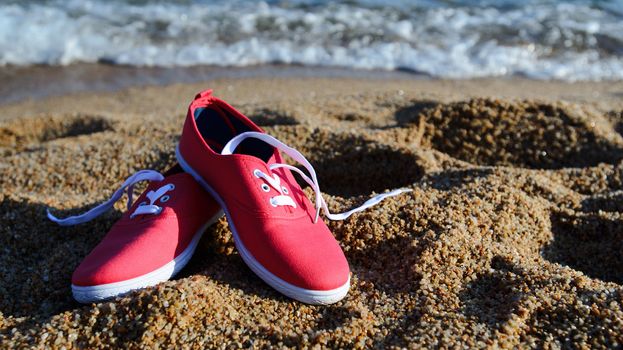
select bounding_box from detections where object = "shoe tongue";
[221,131,278,163]
[233,137,275,162]
[265,150,280,166]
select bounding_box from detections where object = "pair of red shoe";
[49,90,409,305]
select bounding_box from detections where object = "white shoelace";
[47,170,175,226]
[221,131,412,223]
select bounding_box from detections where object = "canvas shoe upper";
[176,90,410,304]
[48,165,222,303]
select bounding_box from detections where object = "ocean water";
[0,0,622,81]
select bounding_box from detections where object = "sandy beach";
[1,76,623,348]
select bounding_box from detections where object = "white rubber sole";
[176,145,350,305]
[72,211,223,304]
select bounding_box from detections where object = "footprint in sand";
[397,98,623,169]
[544,211,623,285]
[0,114,114,151]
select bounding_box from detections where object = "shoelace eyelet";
[160,195,170,203]
[253,169,262,178]
[282,186,289,194]
[261,183,270,192]
[168,184,175,190]
[138,201,148,206]
[269,198,278,207]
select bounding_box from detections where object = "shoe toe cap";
[238,217,350,292]
[71,225,176,287]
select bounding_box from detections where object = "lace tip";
[46,208,67,226]
[389,188,413,196]
[46,208,56,221]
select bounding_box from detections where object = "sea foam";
[0,0,622,81]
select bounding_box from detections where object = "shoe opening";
[194,104,274,162]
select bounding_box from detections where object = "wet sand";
[0,64,420,105]
[1,77,622,348]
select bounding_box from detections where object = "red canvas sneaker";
[48,165,222,303]
[176,90,410,304]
